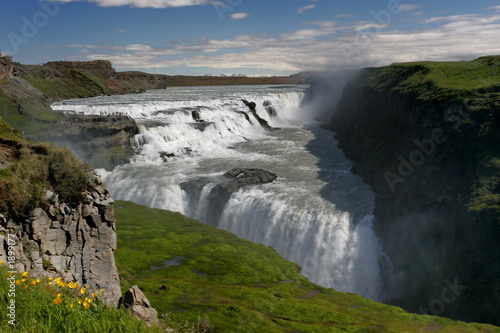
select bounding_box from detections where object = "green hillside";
[112,201,499,333]
[330,55,500,325]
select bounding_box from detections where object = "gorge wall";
[324,56,500,325]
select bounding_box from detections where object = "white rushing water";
[52,85,392,301]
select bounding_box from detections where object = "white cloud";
[308,21,337,28]
[230,12,249,20]
[117,29,127,33]
[488,5,500,12]
[422,14,481,24]
[297,4,316,14]
[54,12,500,74]
[397,4,418,12]
[48,0,215,8]
[335,13,354,18]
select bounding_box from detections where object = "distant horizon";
[2,0,500,76]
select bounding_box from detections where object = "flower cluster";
[11,269,105,311]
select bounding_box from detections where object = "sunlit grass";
[0,264,162,333]
[113,200,499,333]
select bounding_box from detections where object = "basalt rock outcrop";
[241,99,274,131]
[0,177,122,306]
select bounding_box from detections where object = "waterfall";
[51,85,392,301]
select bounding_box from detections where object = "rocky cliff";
[0,120,122,306]
[324,56,500,325]
[0,181,121,306]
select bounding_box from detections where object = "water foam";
[53,85,391,301]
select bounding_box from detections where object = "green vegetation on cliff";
[112,200,498,333]
[330,55,500,325]
[0,119,95,219]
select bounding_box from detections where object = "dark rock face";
[326,65,500,325]
[122,285,158,327]
[263,100,277,117]
[219,168,278,193]
[241,99,274,131]
[192,110,205,122]
[159,151,175,162]
[0,177,121,306]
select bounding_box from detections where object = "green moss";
[0,123,95,219]
[352,56,500,108]
[71,69,110,95]
[113,200,498,332]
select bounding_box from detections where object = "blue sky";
[1,0,500,76]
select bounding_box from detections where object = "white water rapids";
[52,85,392,301]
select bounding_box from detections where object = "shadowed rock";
[241,99,274,131]
[122,285,158,327]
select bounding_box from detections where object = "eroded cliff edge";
[0,121,121,306]
[327,56,500,325]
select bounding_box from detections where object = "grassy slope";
[0,266,163,333]
[0,118,95,219]
[113,200,499,333]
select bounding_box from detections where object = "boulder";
[122,285,159,327]
[263,100,277,117]
[192,110,205,122]
[220,168,278,192]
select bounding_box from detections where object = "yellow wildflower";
[80,287,86,294]
[22,271,29,278]
[49,277,53,281]
[92,292,97,298]
[54,297,62,305]
[99,289,104,293]
[88,299,93,304]
[48,282,53,285]
[36,279,40,283]
[31,280,37,286]
[78,300,82,304]
[0,260,3,265]
[83,301,90,310]
[8,272,14,277]
[15,280,21,285]
[21,278,26,283]
[23,285,28,289]
[70,304,74,308]
[57,293,62,298]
